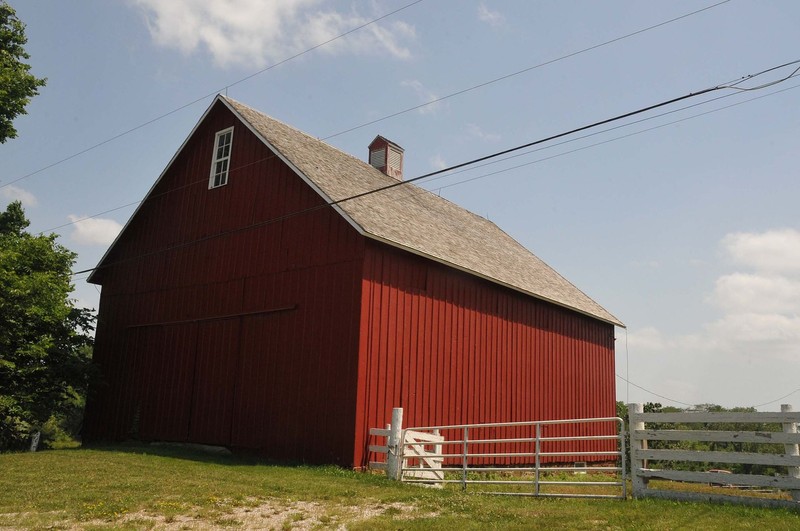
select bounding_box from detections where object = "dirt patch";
[0,499,424,530]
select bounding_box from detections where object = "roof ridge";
[222,96,623,327]
[222,95,389,180]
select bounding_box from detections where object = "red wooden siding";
[85,101,365,465]
[353,241,616,467]
[84,98,618,469]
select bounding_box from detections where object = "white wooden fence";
[368,408,444,484]
[629,403,800,509]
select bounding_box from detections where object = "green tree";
[0,1,46,143]
[0,201,94,451]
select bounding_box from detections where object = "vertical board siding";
[85,101,364,465]
[354,241,617,467]
[188,319,240,446]
[86,98,617,469]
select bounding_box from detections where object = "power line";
[726,62,800,91]
[49,73,800,238]
[55,78,800,258]
[4,0,729,191]
[615,373,696,408]
[0,0,425,190]
[429,81,800,192]
[751,387,800,409]
[625,328,630,405]
[69,59,800,278]
[328,60,799,205]
[214,0,424,93]
[617,373,800,410]
[321,0,733,140]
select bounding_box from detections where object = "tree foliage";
[0,201,95,451]
[0,1,46,143]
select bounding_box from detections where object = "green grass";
[0,444,798,529]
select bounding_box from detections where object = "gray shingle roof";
[225,96,623,327]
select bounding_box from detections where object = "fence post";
[387,407,404,481]
[29,431,41,452]
[618,418,628,500]
[629,403,648,499]
[781,404,799,502]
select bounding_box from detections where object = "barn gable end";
[86,99,366,464]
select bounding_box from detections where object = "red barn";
[84,95,623,467]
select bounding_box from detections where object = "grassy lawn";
[0,444,798,530]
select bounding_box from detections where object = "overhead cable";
[3,0,730,190]
[614,374,696,407]
[322,0,733,140]
[0,0,425,190]
[617,374,800,411]
[50,75,800,237]
[751,387,800,409]
[429,82,800,191]
[69,59,800,278]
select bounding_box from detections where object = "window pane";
[210,128,233,188]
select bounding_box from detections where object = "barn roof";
[90,95,621,327]
[221,96,623,327]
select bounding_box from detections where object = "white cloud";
[68,215,123,246]
[620,228,800,409]
[703,312,800,355]
[477,3,504,27]
[626,326,667,351]
[709,272,800,314]
[722,228,800,275]
[430,154,447,171]
[1,185,37,207]
[465,123,500,143]
[401,80,442,114]
[132,0,416,68]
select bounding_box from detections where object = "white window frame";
[209,127,234,189]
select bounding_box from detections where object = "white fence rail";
[370,408,626,499]
[629,403,800,509]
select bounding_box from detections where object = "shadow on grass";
[75,440,324,469]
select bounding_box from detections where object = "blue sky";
[3,0,799,410]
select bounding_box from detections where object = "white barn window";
[209,127,234,188]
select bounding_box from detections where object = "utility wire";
[213,0,424,93]
[615,373,696,408]
[327,60,800,207]
[617,373,800,410]
[59,79,800,251]
[303,81,800,239]
[429,81,800,191]
[0,0,425,190]
[321,0,733,139]
[51,72,800,237]
[41,87,729,235]
[625,328,630,405]
[3,0,729,190]
[726,62,800,91]
[69,59,800,278]
[751,387,800,409]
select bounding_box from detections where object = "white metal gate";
[370,409,626,499]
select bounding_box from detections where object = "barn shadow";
[79,441,309,468]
